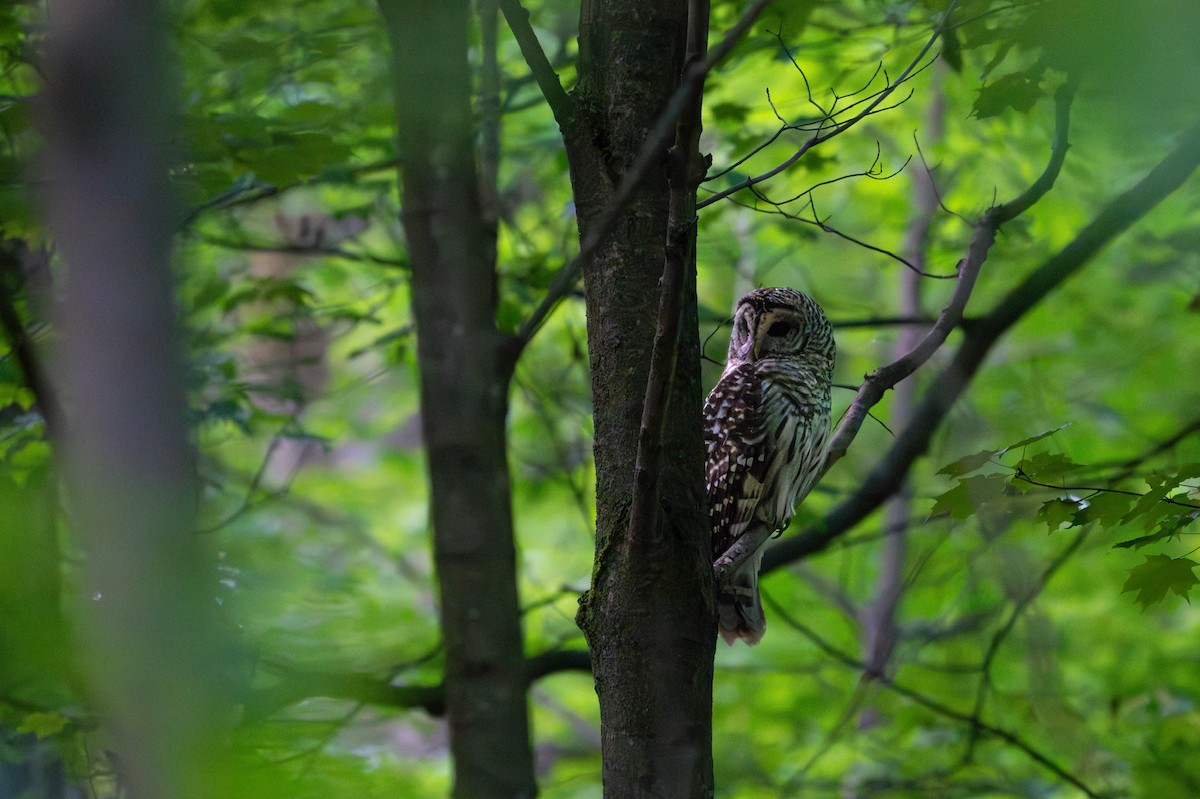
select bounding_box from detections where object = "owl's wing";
[704,363,772,561]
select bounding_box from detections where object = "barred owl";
[705,287,835,645]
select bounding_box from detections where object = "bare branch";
[822,78,1077,472]
[992,75,1079,224]
[735,187,959,278]
[195,233,407,268]
[697,0,957,211]
[626,0,713,544]
[764,113,1200,569]
[497,0,577,131]
[832,315,938,328]
[243,649,592,722]
[1097,415,1200,479]
[177,158,399,232]
[763,594,1102,798]
[965,529,1089,758]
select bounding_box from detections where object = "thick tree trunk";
[44,2,229,797]
[569,2,716,795]
[379,2,536,797]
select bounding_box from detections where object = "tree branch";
[965,529,1088,758]
[0,242,61,435]
[243,649,593,722]
[625,0,712,544]
[497,0,577,132]
[195,234,407,268]
[763,594,1101,798]
[765,114,1200,569]
[510,0,774,353]
[823,78,1077,472]
[696,0,957,211]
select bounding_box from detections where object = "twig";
[763,594,1101,798]
[965,528,1088,758]
[822,78,1077,472]
[1099,415,1200,479]
[497,0,577,133]
[243,648,592,722]
[511,0,775,352]
[195,234,407,268]
[765,112,1200,570]
[696,0,957,210]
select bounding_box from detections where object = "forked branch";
[823,77,1078,471]
[765,112,1200,569]
[697,0,958,211]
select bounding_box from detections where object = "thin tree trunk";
[569,1,715,795]
[378,2,536,797]
[859,73,945,728]
[43,2,229,796]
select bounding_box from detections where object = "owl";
[705,287,835,645]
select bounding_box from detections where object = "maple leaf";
[1036,497,1078,533]
[1121,555,1200,611]
[937,449,996,477]
[931,475,1007,520]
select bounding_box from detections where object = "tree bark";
[43,2,229,796]
[569,1,715,795]
[378,2,536,797]
[859,71,945,727]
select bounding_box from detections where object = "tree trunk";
[44,2,229,796]
[379,2,536,797]
[859,71,945,728]
[569,1,716,795]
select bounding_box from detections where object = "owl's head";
[726,287,834,366]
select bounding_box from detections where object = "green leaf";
[1016,452,1080,482]
[973,70,1044,118]
[709,102,751,125]
[1173,463,1200,483]
[1111,507,1195,550]
[1121,476,1175,524]
[937,449,995,477]
[941,24,963,73]
[1002,424,1071,453]
[1073,491,1133,529]
[931,475,1007,520]
[1114,533,1166,550]
[1037,497,1079,533]
[277,101,342,127]
[1121,555,1200,610]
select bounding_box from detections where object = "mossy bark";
[568,2,717,795]
[380,2,536,797]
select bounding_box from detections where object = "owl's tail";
[716,550,766,646]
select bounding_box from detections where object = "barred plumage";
[705,287,835,645]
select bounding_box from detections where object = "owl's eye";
[766,321,795,337]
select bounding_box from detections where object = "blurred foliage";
[0,0,1198,796]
